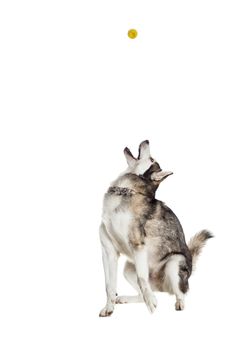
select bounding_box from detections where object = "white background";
[0,0,233,349]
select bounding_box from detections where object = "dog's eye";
[180,266,189,276]
[150,157,154,163]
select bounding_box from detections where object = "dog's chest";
[110,210,132,238]
[102,195,133,255]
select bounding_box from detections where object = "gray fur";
[99,140,213,316]
[188,230,214,270]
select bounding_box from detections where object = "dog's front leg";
[133,244,157,313]
[99,223,119,317]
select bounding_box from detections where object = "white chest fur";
[102,195,133,257]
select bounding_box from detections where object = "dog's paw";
[175,299,184,311]
[115,296,129,304]
[143,291,157,313]
[99,304,114,317]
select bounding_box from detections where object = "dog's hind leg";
[164,255,188,311]
[99,223,119,317]
[116,261,143,304]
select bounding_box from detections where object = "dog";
[99,140,213,317]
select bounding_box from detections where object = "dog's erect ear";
[138,140,150,160]
[151,170,173,183]
[124,147,137,167]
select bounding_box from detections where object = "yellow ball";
[128,29,138,39]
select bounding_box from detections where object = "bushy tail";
[188,230,213,269]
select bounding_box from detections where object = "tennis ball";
[128,29,138,39]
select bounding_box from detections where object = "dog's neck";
[109,173,158,200]
[108,186,148,197]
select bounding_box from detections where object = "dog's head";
[124,140,173,185]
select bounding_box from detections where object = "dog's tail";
[188,230,213,270]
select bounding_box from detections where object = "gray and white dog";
[99,140,213,317]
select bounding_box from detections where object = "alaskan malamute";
[99,140,213,316]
